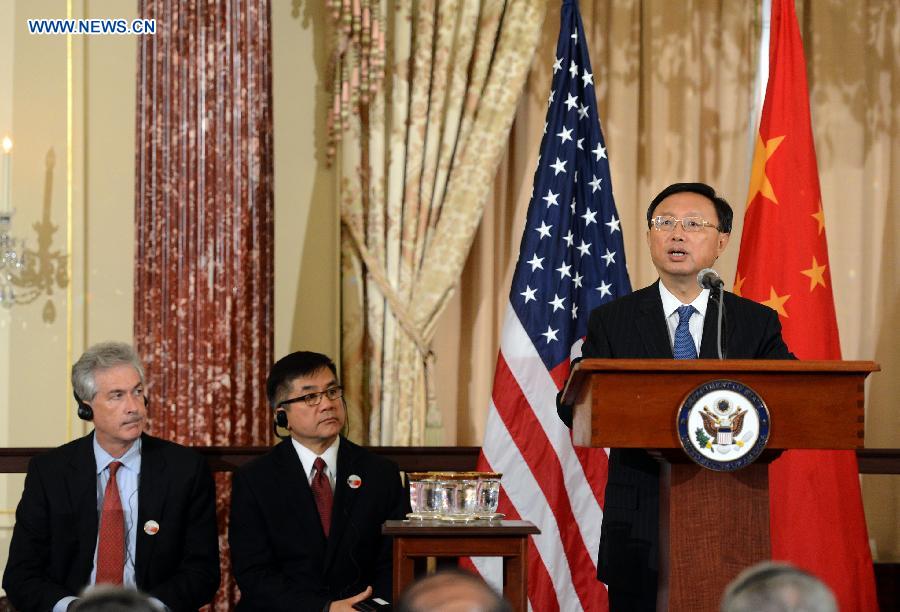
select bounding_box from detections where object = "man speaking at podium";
[558,182,794,611]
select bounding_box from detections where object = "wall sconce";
[0,142,69,322]
[0,136,28,307]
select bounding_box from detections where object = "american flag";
[473,1,631,610]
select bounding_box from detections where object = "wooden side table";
[383,519,540,611]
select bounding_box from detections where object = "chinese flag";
[735,0,878,609]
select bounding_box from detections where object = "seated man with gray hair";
[720,561,838,612]
[2,342,220,612]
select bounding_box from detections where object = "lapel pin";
[347,474,362,489]
[143,520,160,535]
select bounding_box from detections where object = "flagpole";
[748,0,772,164]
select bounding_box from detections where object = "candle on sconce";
[1,136,12,214]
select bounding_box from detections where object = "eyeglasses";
[650,215,721,233]
[278,386,344,408]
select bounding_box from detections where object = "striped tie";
[673,305,698,359]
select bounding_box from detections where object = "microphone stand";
[697,269,727,359]
[714,284,726,359]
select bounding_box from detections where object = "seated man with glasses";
[558,182,794,611]
[229,351,408,612]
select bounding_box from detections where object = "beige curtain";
[339,0,548,445]
[436,0,900,559]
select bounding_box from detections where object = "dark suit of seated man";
[229,351,408,612]
[558,183,794,611]
[2,342,221,612]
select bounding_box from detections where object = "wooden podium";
[560,359,878,611]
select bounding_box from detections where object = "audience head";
[720,561,838,612]
[71,585,157,612]
[397,569,511,612]
[267,351,345,450]
[71,342,148,456]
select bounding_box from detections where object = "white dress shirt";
[659,281,709,356]
[291,436,340,489]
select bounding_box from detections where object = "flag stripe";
[482,405,583,611]
[573,446,609,507]
[467,477,560,612]
[499,305,605,536]
[491,357,599,610]
[489,308,610,610]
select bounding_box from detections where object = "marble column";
[135,1,274,606]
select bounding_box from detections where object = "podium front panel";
[570,359,870,451]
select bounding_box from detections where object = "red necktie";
[96,461,125,584]
[311,457,333,536]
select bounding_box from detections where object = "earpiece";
[74,389,93,421]
[274,409,288,429]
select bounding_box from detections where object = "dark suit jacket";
[558,281,793,597]
[2,433,221,612]
[229,436,408,612]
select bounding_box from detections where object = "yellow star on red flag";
[746,133,786,207]
[762,286,791,317]
[733,272,746,297]
[800,256,828,291]
[811,202,826,235]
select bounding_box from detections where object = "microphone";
[696,268,726,359]
[697,268,724,290]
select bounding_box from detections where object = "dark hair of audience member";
[266,351,338,408]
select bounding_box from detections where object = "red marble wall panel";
[135,1,273,607]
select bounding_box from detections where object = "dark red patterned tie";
[96,461,124,584]
[311,457,333,536]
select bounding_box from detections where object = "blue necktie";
[673,305,698,359]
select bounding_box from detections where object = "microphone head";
[697,268,723,290]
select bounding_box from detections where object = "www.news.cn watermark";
[27,19,156,35]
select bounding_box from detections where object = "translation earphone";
[274,408,288,429]
[74,389,93,421]
[74,389,149,421]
